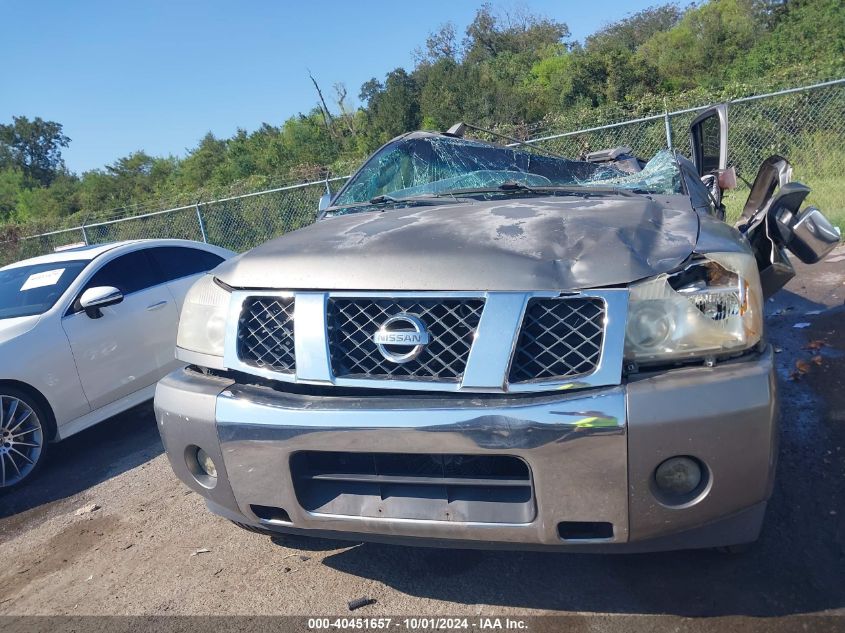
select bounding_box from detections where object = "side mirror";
[318,193,332,214]
[689,105,728,177]
[80,286,123,319]
[775,205,841,264]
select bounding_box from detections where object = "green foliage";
[0,116,71,187]
[636,0,764,90]
[728,0,845,82]
[1,0,843,236]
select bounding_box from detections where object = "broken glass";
[330,134,682,214]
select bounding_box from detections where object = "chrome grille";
[509,297,605,383]
[237,297,296,373]
[327,298,484,381]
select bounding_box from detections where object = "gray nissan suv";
[155,107,839,552]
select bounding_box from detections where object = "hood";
[0,314,41,345]
[216,195,699,291]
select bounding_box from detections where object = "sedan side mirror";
[80,286,123,319]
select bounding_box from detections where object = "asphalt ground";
[1,247,843,631]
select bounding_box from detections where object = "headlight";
[176,275,230,357]
[624,252,763,365]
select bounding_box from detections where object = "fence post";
[664,110,674,151]
[81,223,89,246]
[196,203,208,243]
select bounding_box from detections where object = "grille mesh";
[237,297,296,373]
[327,298,484,380]
[509,298,605,383]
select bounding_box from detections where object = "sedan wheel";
[0,393,46,489]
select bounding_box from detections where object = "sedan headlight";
[176,275,230,358]
[624,252,763,365]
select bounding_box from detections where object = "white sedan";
[0,239,234,489]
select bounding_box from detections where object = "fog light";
[654,456,701,496]
[196,448,217,478]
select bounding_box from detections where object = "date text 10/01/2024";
[306,617,529,630]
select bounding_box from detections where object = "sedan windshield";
[0,260,88,319]
[331,135,681,213]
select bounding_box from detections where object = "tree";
[0,116,70,186]
[586,4,683,53]
[636,0,763,89]
[414,22,460,65]
[359,69,421,148]
[463,4,570,64]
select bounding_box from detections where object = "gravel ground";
[1,248,843,627]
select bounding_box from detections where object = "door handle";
[146,300,168,311]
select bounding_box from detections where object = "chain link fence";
[0,178,347,266]
[2,79,842,267]
[523,78,845,224]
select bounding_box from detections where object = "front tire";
[0,387,50,491]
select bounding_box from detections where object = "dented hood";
[215,195,699,291]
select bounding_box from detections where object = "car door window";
[61,249,180,409]
[69,251,162,316]
[148,247,225,283]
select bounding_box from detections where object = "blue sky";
[1,0,660,173]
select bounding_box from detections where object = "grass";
[724,177,845,230]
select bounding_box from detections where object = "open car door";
[689,105,840,298]
[689,105,728,178]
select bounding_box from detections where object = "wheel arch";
[0,379,59,442]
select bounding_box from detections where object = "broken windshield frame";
[327,133,682,216]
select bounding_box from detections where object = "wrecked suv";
[155,107,839,552]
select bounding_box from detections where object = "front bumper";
[154,347,778,552]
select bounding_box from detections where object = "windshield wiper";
[325,194,468,215]
[435,183,640,198]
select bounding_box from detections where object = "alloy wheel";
[0,395,44,488]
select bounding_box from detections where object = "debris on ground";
[793,322,811,329]
[789,354,826,381]
[298,555,311,562]
[190,548,211,556]
[805,310,823,316]
[74,503,101,516]
[804,340,827,351]
[348,597,377,611]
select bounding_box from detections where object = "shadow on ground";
[0,401,162,524]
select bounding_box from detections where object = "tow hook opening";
[558,521,614,541]
[250,504,292,524]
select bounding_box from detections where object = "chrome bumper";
[155,347,778,552]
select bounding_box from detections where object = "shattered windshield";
[330,135,682,213]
